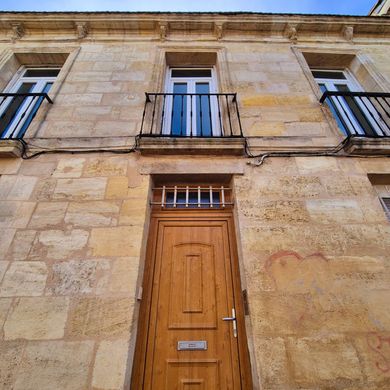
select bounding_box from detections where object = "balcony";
[138,92,245,155]
[320,90,390,154]
[0,92,53,156]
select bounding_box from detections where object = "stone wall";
[0,11,390,390]
[0,153,389,389]
[0,154,149,390]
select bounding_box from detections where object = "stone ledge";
[344,136,390,155]
[138,136,246,155]
[0,140,23,158]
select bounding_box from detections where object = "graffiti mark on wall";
[367,332,390,374]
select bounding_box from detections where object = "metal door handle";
[222,308,237,338]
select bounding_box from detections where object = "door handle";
[222,308,237,338]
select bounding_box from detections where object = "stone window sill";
[344,137,390,155]
[0,140,23,157]
[138,136,246,155]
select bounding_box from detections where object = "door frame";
[130,209,253,389]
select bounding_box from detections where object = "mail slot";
[177,341,207,351]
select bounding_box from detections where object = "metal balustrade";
[140,93,243,138]
[320,91,390,137]
[0,92,53,139]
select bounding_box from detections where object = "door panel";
[144,219,242,390]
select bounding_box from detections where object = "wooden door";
[132,212,251,389]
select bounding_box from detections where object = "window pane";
[336,84,375,135]
[171,83,187,136]
[171,69,212,78]
[312,70,346,79]
[319,84,349,135]
[165,190,220,208]
[23,69,60,78]
[18,82,53,138]
[196,83,212,136]
[0,82,35,138]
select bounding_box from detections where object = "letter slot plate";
[177,341,207,351]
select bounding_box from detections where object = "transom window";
[0,67,59,139]
[152,185,233,209]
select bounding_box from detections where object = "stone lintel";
[343,136,390,155]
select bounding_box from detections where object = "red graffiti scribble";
[264,250,328,287]
[367,332,390,374]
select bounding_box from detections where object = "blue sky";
[0,0,375,15]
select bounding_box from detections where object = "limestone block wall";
[236,156,390,390]
[0,154,149,390]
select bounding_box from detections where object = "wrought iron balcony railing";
[140,93,243,138]
[0,92,53,139]
[320,91,390,137]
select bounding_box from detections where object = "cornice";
[0,12,389,42]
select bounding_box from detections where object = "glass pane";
[319,84,349,135]
[196,83,212,137]
[166,190,220,208]
[171,83,187,136]
[171,69,212,78]
[23,69,60,77]
[18,82,53,138]
[336,84,375,135]
[312,70,346,79]
[0,82,35,138]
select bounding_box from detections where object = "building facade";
[0,8,389,390]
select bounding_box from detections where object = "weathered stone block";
[49,259,110,295]
[0,298,11,327]
[0,341,25,389]
[65,201,119,227]
[33,229,89,260]
[0,262,47,297]
[119,198,147,225]
[287,336,363,384]
[92,339,129,389]
[54,178,107,200]
[0,229,15,257]
[6,230,36,260]
[13,341,94,390]
[84,157,127,177]
[295,157,339,174]
[0,158,21,174]
[254,336,290,388]
[4,176,37,200]
[105,176,129,199]
[67,297,133,338]
[306,199,364,224]
[89,226,142,257]
[0,201,35,228]
[29,202,68,228]
[53,158,86,178]
[110,257,139,294]
[4,297,69,340]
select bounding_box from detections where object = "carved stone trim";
[285,23,298,42]
[10,23,25,41]
[342,25,354,41]
[75,22,89,39]
[214,22,224,40]
[159,22,168,42]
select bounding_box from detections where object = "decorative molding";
[10,23,25,41]
[214,22,224,40]
[75,22,89,39]
[285,23,298,42]
[343,25,354,41]
[159,22,168,41]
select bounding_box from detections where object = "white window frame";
[314,69,390,136]
[0,66,59,139]
[163,67,221,136]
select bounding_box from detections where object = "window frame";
[0,66,59,139]
[163,66,221,137]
